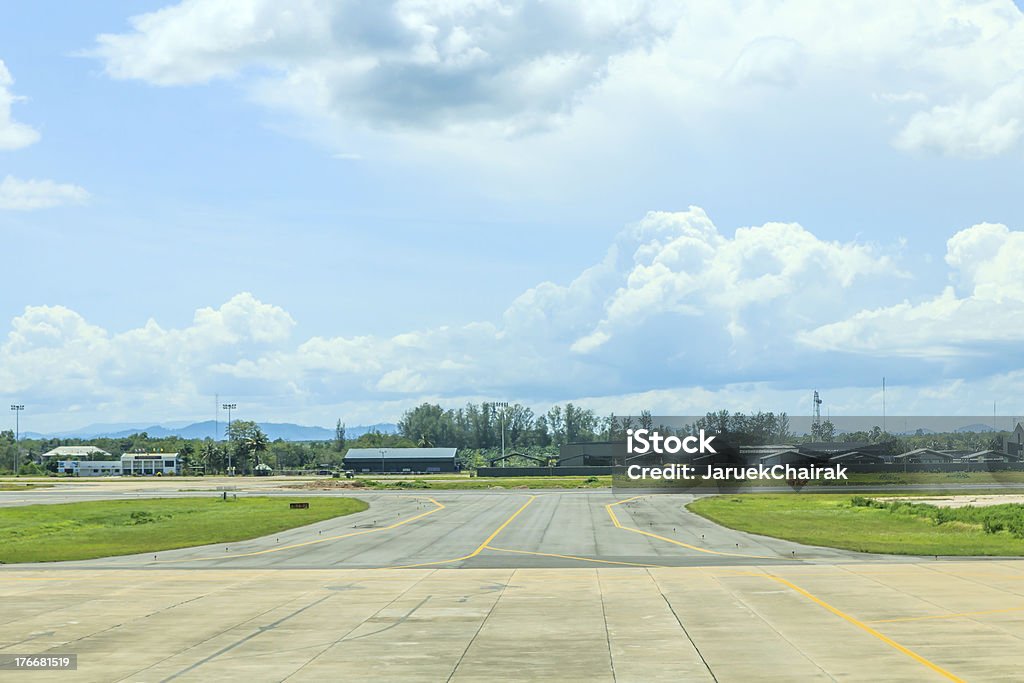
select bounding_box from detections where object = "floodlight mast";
[494,402,509,462]
[222,403,236,476]
[10,405,24,473]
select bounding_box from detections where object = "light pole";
[379,448,386,475]
[494,402,509,464]
[222,403,236,476]
[10,405,24,474]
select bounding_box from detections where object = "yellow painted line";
[605,496,778,560]
[485,545,663,568]
[868,606,1024,624]
[764,575,964,682]
[386,495,536,569]
[151,497,446,563]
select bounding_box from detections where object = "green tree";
[201,441,225,474]
[334,420,347,452]
[245,428,270,472]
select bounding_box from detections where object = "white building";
[57,460,122,476]
[121,453,180,476]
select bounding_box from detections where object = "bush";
[983,517,1005,534]
[850,497,1024,537]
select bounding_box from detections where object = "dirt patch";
[876,495,1024,508]
[287,480,371,490]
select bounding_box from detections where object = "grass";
[687,494,1024,556]
[299,475,611,490]
[617,470,1024,489]
[0,496,368,563]
[813,471,1024,486]
[0,483,53,490]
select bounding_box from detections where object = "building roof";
[488,451,550,465]
[962,449,1018,461]
[893,448,953,461]
[121,452,179,459]
[42,446,111,458]
[344,447,457,460]
[829,451,884,463]
[800,441,874,454]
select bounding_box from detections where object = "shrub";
[983,517,1005,534]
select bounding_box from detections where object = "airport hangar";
[343,447,459,473]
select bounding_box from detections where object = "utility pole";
[10,405,24,474]
[222,403,236,476]
[882,377,886,435]
[494,402,509,464]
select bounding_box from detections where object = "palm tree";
[244,429,270,475]
[201,441,223,475]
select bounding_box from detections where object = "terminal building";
[56,453,181,476]
[344,447,458,473]
[121,453,180,476]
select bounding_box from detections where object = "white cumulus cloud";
[895,77,1024,158]
[0,175,90,211]
[0,60,40,150]
[4,208,1023,425]
[799,222,1024,357]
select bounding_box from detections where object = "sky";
[2,0,1024,432]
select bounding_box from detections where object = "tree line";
[1,407,1011,475]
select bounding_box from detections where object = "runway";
[2,486,1023,681]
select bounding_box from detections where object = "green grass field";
[687,494,1024,556]
[300,475,611,490]
[0,496,368,563]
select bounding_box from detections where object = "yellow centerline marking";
[386,495,536,569]
[485,545,663,568]
[868,605,1024,624]
[151,497,446,563]
[762,574,964,682]
[605,496,779,560]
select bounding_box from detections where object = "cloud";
[0,60,40,150]
[0,175,90,210]
[894,77,1024,157]
[564,208,899,375]
[727,37,805,87]
[0,60,90,209]
[799,222,1024,357]
[1,208,925,427]
[89,0,1024,160]
[0,293,295,405]
[92,0,668,136]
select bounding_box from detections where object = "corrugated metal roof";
[344,448,457,460]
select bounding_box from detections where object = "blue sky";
[3,1,1024,431]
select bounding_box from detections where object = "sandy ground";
[878,494,1024,508]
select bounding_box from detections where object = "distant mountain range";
[23,421,398,442]
[953,423,998,433]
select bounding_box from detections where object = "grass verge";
[297,475,611,490]
[687,494,1024,556]
[0,496,368,563]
